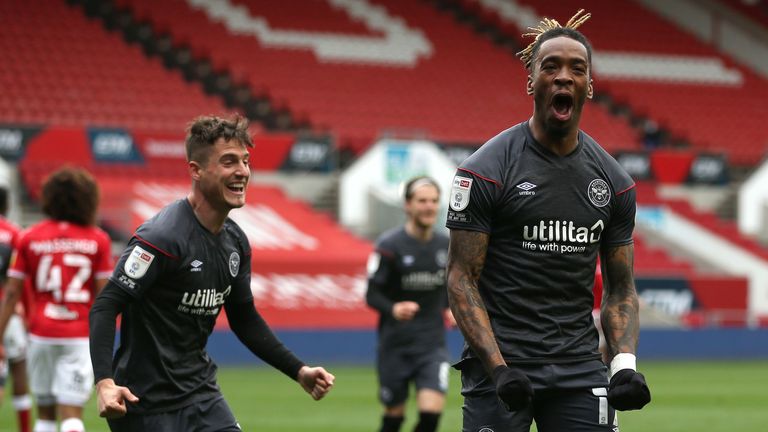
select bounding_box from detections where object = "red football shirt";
[8,220,112,339]
[0,216,20,279]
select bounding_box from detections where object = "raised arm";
[600,242,651,411]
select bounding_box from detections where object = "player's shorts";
[458,357,618,432]
[377,346,450,407]
[3,314,28,362]
[28,337,93,407]
[107,396,241,432]
[0,314,28,384]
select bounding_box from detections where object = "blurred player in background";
[89,115,335,432]
[366,176,454,432]
[0,186,32,432]
[445,10,651,432]
[0,168,112,432]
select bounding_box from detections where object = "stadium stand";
[2,0,764,327]
[720,0,768,29]
[113,0,643,155]
[634,180,768,263]
[0,0,228,133]
[457,0,768,165]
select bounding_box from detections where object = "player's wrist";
[95,378,116,389]
[610,353,637,376]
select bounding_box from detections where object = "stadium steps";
[69,0,307,134]
[712,165,755,221]
[311,173,342,220]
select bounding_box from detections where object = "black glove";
[608,369,651,411]
[492,365,534,411]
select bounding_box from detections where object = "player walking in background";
[0,168,112,432]
[366,176,454,432]
[0,186,32,432]
[445,10,651,432]
[89,115,335,432]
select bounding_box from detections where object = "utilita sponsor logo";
[181,285,231,308]
[523,220,604,244]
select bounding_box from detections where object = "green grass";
[0,361,766,431]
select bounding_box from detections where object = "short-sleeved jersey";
[367,227,450,354]
[0,217,20,281]
[8,220,113,339]
[446,122,636,364]
[109,199,253,414]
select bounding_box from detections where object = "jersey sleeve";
[602,185,636,248]
[109,236,170,298]
[7,234,29,280]
[445,169,498,233]
[365,238,396,314]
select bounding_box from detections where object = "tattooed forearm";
[600,244,640,361]
[447,230,505,374]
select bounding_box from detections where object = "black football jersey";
[109,199,253,413]
[367,227,450,354]
[446,121,636,364]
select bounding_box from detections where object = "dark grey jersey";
[446,122,636,364]
[366,227,449,354]
[110,199,253,414]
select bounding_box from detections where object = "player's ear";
[526,74,534,95]
[587,77,594,99]
[188,160,202,181]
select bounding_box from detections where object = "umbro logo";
[516,181,537,196]
[191,260,203,272]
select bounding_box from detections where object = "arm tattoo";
[600,244,640,361]
[447,230,505,374]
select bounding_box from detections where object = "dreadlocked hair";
[516,9,592,71]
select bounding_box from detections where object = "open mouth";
[552,93,574,121]
[227,183,246,194]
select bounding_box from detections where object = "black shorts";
[458,358,617,432]
[107,396,240,432]
[377,347,450,407]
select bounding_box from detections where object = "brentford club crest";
[588,179,611,207]
[228,252,240,277]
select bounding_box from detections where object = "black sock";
[413,411,440,432]
[380,415,404,432]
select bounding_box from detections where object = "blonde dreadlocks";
[516,9,592,70]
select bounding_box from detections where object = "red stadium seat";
[0,0,227,134]
[115,0,643,154]
[477,0,768,165]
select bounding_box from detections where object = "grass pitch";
[0,360,765,431]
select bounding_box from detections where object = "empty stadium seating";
[634,180,768,265]
[0,0,228,133]
[464,0,768,165]
[115,0,643,154]
[721,0,768,29]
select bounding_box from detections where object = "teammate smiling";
[89,115,335,431]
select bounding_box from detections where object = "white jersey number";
[35,253,92,303]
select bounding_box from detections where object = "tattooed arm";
[600,243,640,362]
[446,229,504,375]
